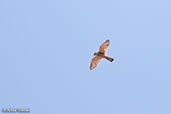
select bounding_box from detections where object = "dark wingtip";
[109,58,114,62]
[112,58,115,62]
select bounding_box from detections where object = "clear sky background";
[0,0,171,114]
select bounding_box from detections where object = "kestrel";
[90,40,114,70]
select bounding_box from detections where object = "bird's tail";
[104,56,114,62]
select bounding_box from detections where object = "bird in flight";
[90,40,114,70]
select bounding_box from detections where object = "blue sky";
[0,0,171,114]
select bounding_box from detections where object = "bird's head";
[94,52,97,56]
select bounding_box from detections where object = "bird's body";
[90,40,114,70]
[94,52,104,57]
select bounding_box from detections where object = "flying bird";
[90,40,114,70]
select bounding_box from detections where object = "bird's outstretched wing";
[99,40,110,55]
[90,56,103,70]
